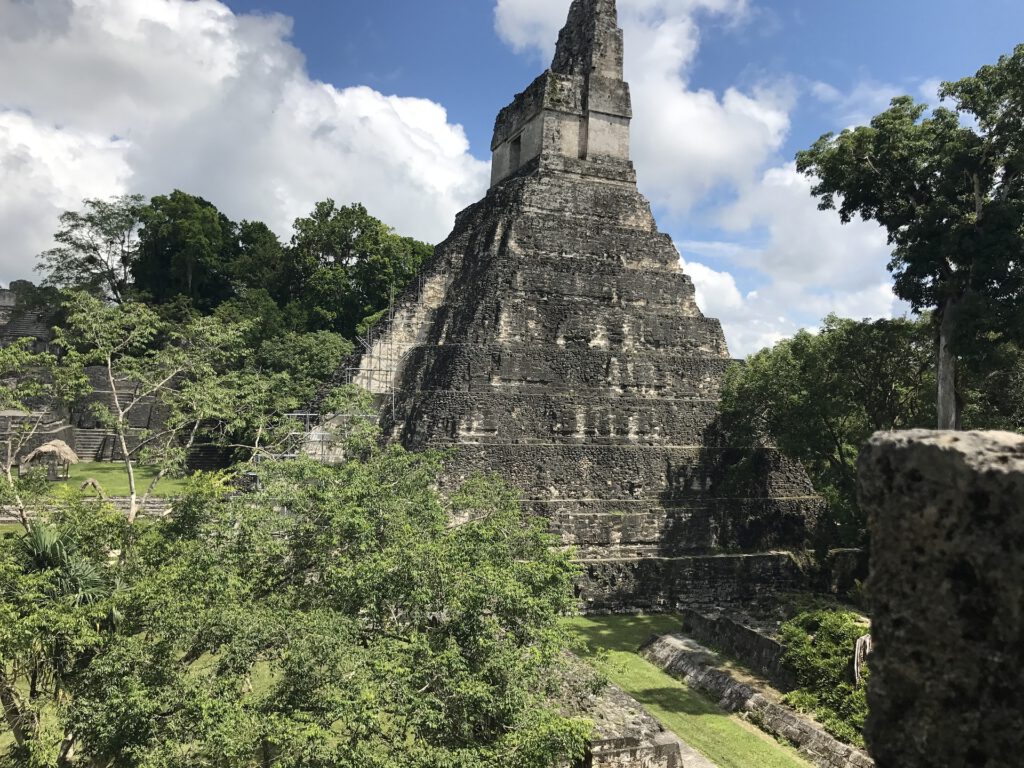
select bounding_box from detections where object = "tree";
[56,292,249,523]
[796,45,1024,429]
[955,336,1024,432]
[133,191,238,311]
[720,315,935,547]
[0,448,592,766]
[286,201,432,338]
[256,331,353,406]
[229,221,289,303]
[0,495,129,766]
[36,195,145,304]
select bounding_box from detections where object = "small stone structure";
[0,280,53,352]
[577,680,695,768]
[859,430,1024,768]
[329,0,820,611]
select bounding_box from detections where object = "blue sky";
[1,0,1021,354]
[223,0,1023,162]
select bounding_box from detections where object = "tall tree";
[133,191,238,311]
[229,220,288,301]
[287,201,432,338]
[796,45,1024,428]
[36,195,145,304]
[57,292,249,522]
[0,450,591,766]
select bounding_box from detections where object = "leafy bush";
[779,610,870,747]
[1,448,592,767]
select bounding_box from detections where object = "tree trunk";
[0,673,27,748]
[57,731,77,767]
[119,430,139,524]
[937,297,960,430]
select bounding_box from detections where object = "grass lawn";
[565,614,812,768]
[0,522,24,539]
[58,463,190,498]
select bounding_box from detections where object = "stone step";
[393,345,734,398]
[489,300,728,354]
[512,251,696,286]
[72,392,162,430]
[73,429,115,461]
[440,444,816,501]
[576,552,805,613]
[393,390,723,446]
[538,497,820,554]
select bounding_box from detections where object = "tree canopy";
[38,192,433,349]
[133,191,239,312]
[720,315,937,548]
[285,201,433,339]
[0,445,591,767]
[796,45,1024,428]
[36,195,145,305]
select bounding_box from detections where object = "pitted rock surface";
[336,0,820,610]
[860,430,1024,768]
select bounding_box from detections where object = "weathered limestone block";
[859,430,1024,768]
[581,682,688,768]
[678,609,797,691]
[578,553,804,613]
[394,391,723,445]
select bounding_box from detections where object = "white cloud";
[809,78,903,127]
[918,78,944,107]
[494,0,569,57]
[810,76,946,129]
[680,256,742,315]
[717,163,893,291]
[680,164,907,356]
[0,112,131,280]
[0,0,489,283]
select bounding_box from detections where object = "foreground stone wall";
[860,431,1024,768]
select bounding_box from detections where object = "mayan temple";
[338,0,819,611]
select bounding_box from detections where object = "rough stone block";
[859,430,1024,768]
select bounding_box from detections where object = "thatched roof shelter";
[24,439,80,466]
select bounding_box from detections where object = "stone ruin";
[860,431,1024,768]
[331,0,821,611]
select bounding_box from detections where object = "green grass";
[0,522,24,539]
[59,463,190,497]
[565,614,812,768]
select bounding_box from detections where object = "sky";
[1,0,1022,356]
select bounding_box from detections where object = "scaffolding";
[345,273,429,422]
[259,273,431,467]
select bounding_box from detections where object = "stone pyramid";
[344,0,819,611]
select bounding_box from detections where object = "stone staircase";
[74,429,115,461]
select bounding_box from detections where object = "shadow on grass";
[564,614,814,768]
[566,614,684,655]
[628,685,724,717]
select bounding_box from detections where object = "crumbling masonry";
[333,0,820,610]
